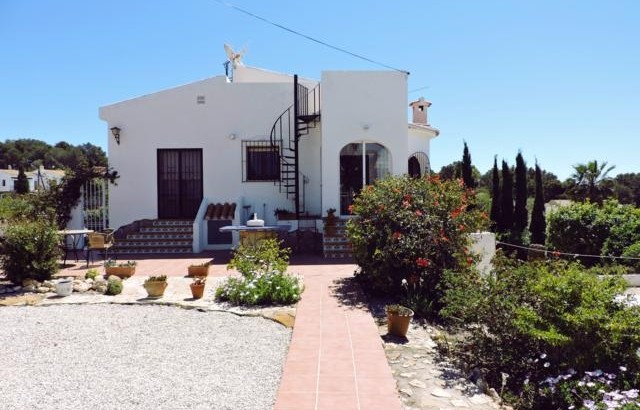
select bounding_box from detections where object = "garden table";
[57,229,93,265]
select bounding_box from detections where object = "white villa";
[99,60,439,255]
[0,166,65,193]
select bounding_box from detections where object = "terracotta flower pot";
[386,307,414,338]
[143,281,167,298]
[187,265,209,277]
[105,266,136,279]
[190,283,205,299]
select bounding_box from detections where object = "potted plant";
[143,275,168,298]
[187,262,210,277]
[104,260,137,279]
[274,208,295,220]
[324,208,337,237]
[190,276,206,299]
[385,304,414,338]
[55,278,73,297]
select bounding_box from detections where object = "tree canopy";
[0,139,107,171]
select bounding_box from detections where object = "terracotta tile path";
[274,262,402,410]
[56,251,402,410]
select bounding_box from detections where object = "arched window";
[408,152,430,178]
[339,142,391,214]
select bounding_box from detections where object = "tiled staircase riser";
[323,219,353,258]
[115,220,193,255]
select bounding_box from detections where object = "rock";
[22,278,37,287]
[424,339,437,349]
[487,388,501,404]
[400,372,416,378]
[36,287,49,294]
[0,287,5,294]
[23,285,36,292]
[86,278,94,284]
[107,275,122,283]
[42,280,56,289]
[399,387,413,396]
[451,399,470,407]
[409,379,426,389]
[95,284,107,293]
[73,282,91,293]
[469,395,489,405]
[12,286,22,292]
[431,387,452,398]
[93,277,107,286]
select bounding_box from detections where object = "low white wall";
[469,232,496,275]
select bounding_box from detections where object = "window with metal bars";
[242,141,280,182]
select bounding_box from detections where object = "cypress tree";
[489,157,501,231]
[513,152,528,234]
[461,142,475,189]
[499,160,514,232]
[530,163,546,244]
[15,167,29,194]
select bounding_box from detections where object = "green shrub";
[85,269,99,280]
[622,242,640,271]
[0,220,60,284]
[105,279,123,296]
[546,201,610,264]
[441,255,640,409]
[0,193,56,224]
[346,174,487,318]
[546,200,640,265]
[227,239,290,276]
[215,270,303,305]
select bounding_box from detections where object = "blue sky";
[1,0,638,180]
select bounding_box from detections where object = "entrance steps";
[113,220,193,255]
[322,218,353,258]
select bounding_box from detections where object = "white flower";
[540,353,547,359]
[543,362,550,368]
[401,279,408,287]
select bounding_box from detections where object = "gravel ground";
[0,304,291,410]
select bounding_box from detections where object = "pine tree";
[461,142,475,189]
[499,160,514,232]
[513,152,528,234]
[530,163,546,244]
[489,157,501,231]
[15,167,29,194]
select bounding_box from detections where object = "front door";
[157,149,203,219]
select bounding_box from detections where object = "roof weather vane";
[224,43,246,69]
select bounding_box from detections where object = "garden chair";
[86,231,115,267]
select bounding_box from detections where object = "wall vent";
[197,95,205,104]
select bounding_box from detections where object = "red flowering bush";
[346,175,488,317]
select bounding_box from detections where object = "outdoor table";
[219,225,290,247]
[57,229,93,265]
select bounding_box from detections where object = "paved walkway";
[274,263,402,410]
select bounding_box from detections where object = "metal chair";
[86,232,114,266]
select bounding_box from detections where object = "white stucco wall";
[100,74,321,229]
[320,71,409,214]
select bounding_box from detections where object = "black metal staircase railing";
[269,75,320,216]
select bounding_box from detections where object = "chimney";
[409,97,431,125]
